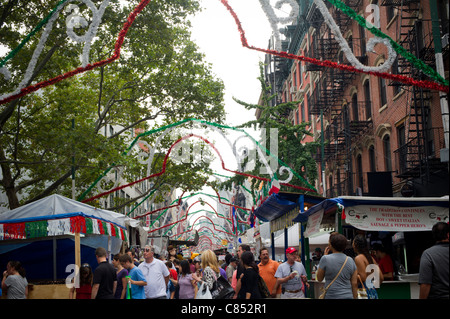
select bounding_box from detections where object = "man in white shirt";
[273,247,307,299]
[138,245,170,299]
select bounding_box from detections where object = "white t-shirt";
[138,258,170,298]
[274,261,306,291]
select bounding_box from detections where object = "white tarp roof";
[0,194,126,228]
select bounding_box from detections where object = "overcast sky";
[190,0,273,127]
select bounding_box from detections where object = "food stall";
[293,195,449,299]
[0,194,130,299]
[253,192,325,270]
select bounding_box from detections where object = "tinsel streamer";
[0,0,152,106]
[25,220,48,238]
[219,0,449,93]
[258,0,299,51]
[80,123,317,204]
[0,0,70,68]
[4,223,26,239]
[120,228,127,242]
[79,118,316,202]
[85,217,93,234]
[110,224,117,237]
[102,221,109,235]
[326,0,449,86]
[97,219,105,234]
[104,222,110,236]
[314,0,397,73]
[70,216,86,233]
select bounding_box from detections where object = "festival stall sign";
[344,202,449,232]
[0,194,127,242]
[294,196,449,236]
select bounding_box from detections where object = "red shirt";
[76,284,92,299]
[378,255,394,278]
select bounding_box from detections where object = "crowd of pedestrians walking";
[1,222,448,299]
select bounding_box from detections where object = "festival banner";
[345,205,449,232]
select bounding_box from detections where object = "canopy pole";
[271,231,275,260]
[284,227,288,261]
[75,232,81,270]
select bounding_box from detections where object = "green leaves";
[0,0,225,209]
[225,62,319,193]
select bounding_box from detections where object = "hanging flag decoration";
[269,173,280,195]
[338,203,346,220]
[0,215,127,241]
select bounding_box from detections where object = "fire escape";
[307,0,371,196]
[383,0,448,185]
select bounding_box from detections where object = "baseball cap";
[286,247,298,254]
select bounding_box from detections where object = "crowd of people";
[1,222,448,299]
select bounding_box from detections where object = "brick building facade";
[260,0,449,197]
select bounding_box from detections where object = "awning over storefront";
[254,192,324,223]
[294,196,449,236]
[253,193,297,222]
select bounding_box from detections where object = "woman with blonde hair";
[200,250,220,290]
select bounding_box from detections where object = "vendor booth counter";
[0,194,140,299]
[294,195,449,299]
[254,193,449,299]
[308,275,420,299]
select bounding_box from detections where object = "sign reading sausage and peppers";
[345,205,449,232]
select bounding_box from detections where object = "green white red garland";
[220,0,448,93]
[0,215,127,241]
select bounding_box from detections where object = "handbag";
[319,256,348,299]
[210,272,235,299]
[196,282,212,299]
[257,274,271,298]
[357,276,368,299]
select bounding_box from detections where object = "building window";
[359,24,366,57]
[379,76,387,108]
[386,5,396,23]
[383,134,392,171]
[307,93,312,122]
[352,93,359,122]
[364,80,372,119]
[301,102,305,122]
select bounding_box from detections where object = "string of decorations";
[0,215,127,241]
[219,0,448,93]
[326,0,449,86]
[0,0,151,106]
[78,118,317,204]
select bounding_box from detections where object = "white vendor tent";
[0,194,135,281]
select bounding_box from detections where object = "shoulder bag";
[257,273,271,298]
[209,270,235,299]
[318,256,348,299]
